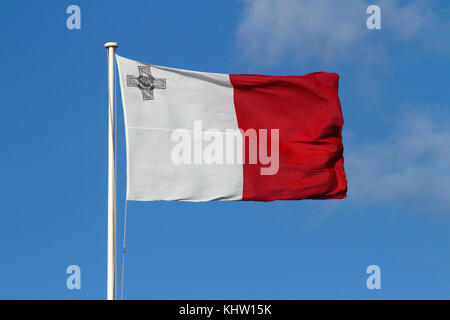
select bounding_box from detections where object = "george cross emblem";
[127,65,166,100]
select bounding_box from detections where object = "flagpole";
[105,41,118,300]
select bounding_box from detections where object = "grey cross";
[127,65,166,100]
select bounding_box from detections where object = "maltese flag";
[116,55,347,201]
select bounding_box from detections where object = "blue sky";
[0,0,449,299]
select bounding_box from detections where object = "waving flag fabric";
[116,55,347,201]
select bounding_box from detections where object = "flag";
[116,55,347,201]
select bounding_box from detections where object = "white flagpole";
[105,41,118,300]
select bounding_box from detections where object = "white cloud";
[380,0,436,40]
[235,0,443,65]
[345,110,450,211]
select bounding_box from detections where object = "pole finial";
[104,42,118,49]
